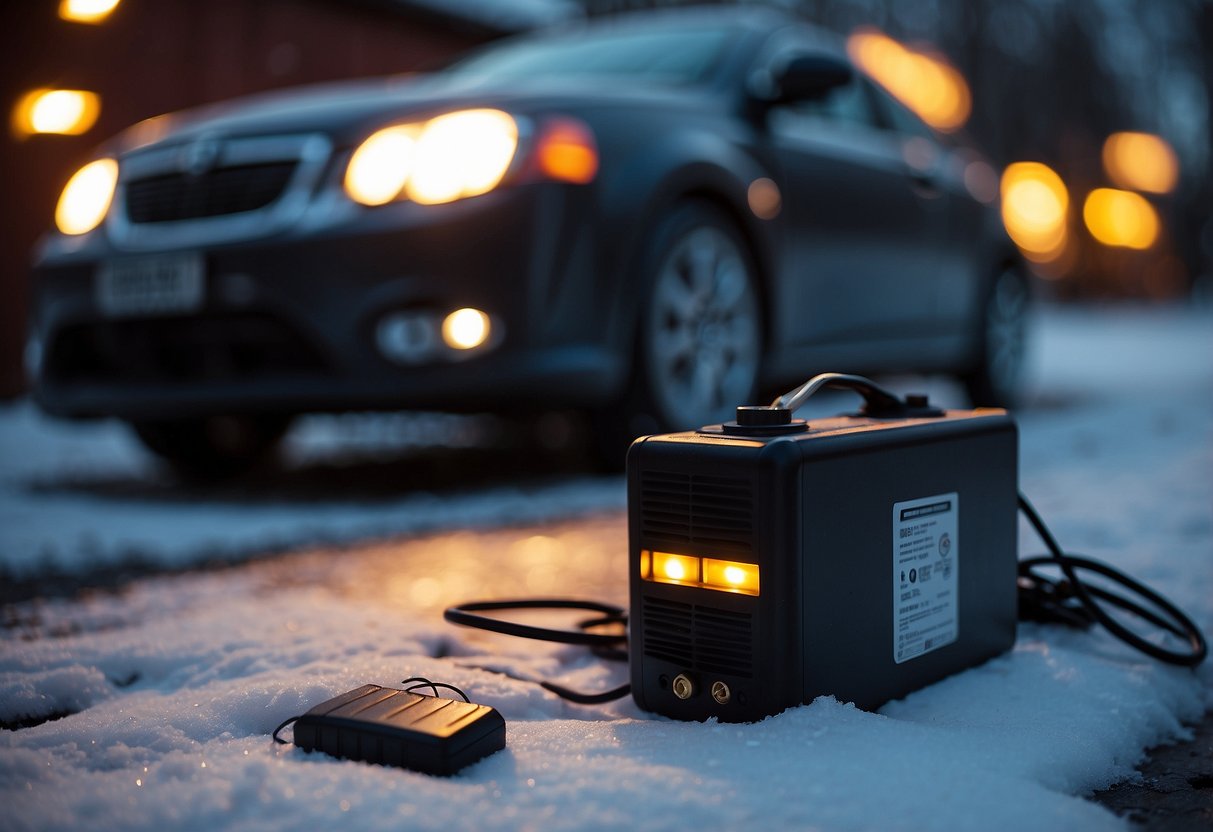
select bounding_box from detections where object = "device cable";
[1016,493,1206,667]
[443,599,631,703]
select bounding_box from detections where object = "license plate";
[96,254,204,318]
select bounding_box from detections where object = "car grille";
[124,161,299,223]
[44,313,329,386]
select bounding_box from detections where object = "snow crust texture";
[1,306,1211,831]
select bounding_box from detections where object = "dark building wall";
[0,0,488,400]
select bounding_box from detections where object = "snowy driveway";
[2,304,1211,831]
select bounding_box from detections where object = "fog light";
[376,312,439,364]
[442,308,490,351]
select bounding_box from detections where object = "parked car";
[28,6,1026,475]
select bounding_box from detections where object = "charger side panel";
[797,417,1019,709]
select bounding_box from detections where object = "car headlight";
[344,109,518,207]
[54,158,118,235]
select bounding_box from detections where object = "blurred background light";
[847,29,971,132]
[1101,132,1178,195]
[59,0,121,24]
[962,160,998,204]
[1000,162,1070,262]
[747,177,782,219]
[1083,188,1159,250]
[11,89,101,137]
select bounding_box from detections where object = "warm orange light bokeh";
[537,118,599,185]
[1083,188,1159,250]
[747,177,782,219]
[1102,132,1178,195]
[1000,162,1069,262]
[59,0,121,24]
[847,29,971,132]
[11,89,101,137]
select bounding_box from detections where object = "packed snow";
[0,409,626,578]
[1,304,1211,831]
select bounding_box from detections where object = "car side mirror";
[770,55,853,103]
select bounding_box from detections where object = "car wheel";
[962,263,1029,408]
[596,202,762,466]
[131,414,292,480]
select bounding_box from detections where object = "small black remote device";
[289,684,506,775]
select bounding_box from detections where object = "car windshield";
[445,27,732,87]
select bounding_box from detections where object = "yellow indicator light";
[702,558,760,596]
[537,118,598,184]
[847,29,970,132]
[55,158,118,235]
[1102,132,1178,195]
[12,89,101,137]
[647,552,700,586]
[59,0,121,24]
[641,551,760,595]
[441,308,491,350]
[1000,161,1069,262]
[1083,188,1159,251]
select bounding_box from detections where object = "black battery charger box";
[627,405,1019,722]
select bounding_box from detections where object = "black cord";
[456,662,632,704]
[443,599,631,704]
[272,676,473,745]
[272,715,298,745]
[400,677,471,703]
[1017,493,1207,667]
[444,599,628,649]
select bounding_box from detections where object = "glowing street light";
[847,29,971,132]
[11,89,101,137]
[1083,188,1159,250]
[1102,132,1178,195]
[1000,162,1069,262]
[59,0,122,24]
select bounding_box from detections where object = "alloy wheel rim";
[646,225,760,429]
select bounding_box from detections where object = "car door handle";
[908,170,940,197]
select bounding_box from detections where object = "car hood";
[109,73,720,156]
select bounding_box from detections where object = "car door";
[760,40,947,352]
[865,85,982,337]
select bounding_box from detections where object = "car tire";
[131,414,292,480]
[595,201,763,467]
[962,263,1029,408]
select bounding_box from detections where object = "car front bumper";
[30,183,626,420]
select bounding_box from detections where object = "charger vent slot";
[641,597,753,679]
[640,470,753,554]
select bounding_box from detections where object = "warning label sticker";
[893,492,958,664]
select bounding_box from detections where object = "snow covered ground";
[1,304,1211,831]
